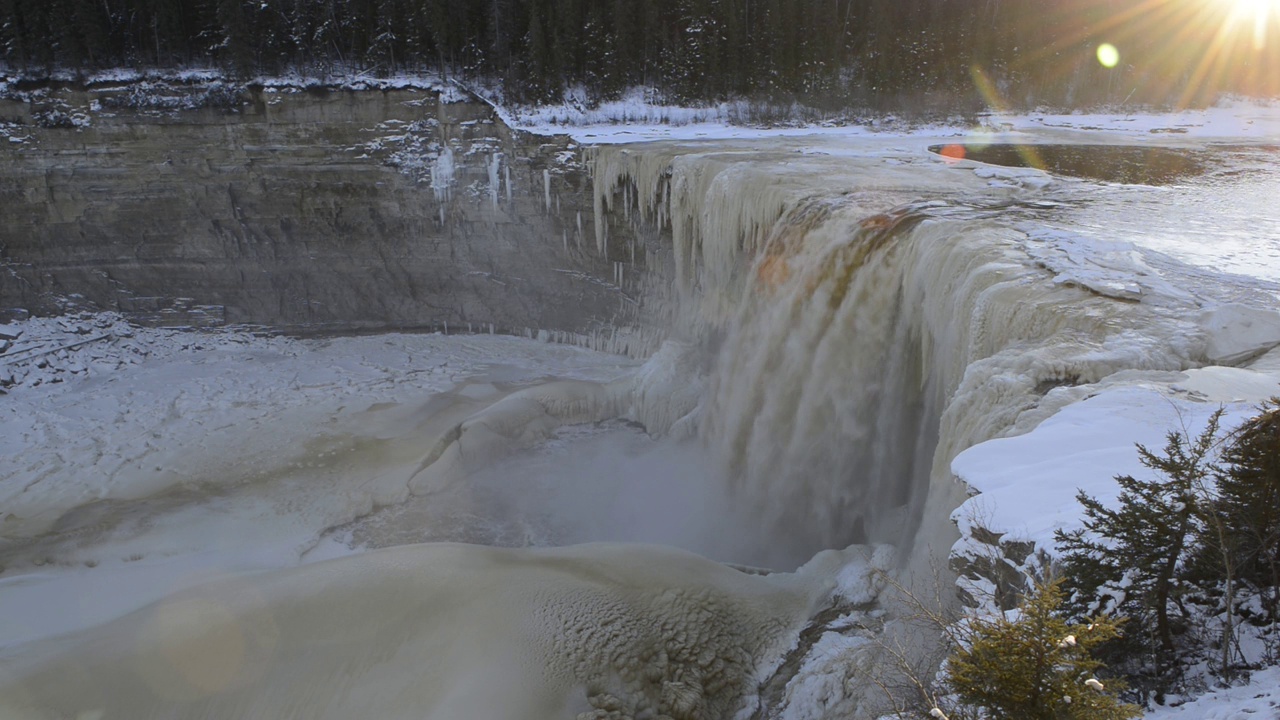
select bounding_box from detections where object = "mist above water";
[340,422,803,570]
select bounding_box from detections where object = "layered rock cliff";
[0,82,632,337]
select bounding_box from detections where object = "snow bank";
[951,357,1280,561]
[501,90,1280,145]
[33,67,455,95]
[1143,665,1280,719]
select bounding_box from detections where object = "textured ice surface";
[0,542,881,720]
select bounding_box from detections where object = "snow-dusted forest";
[3,0,1278,108]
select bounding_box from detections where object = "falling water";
[590,140,1217,572]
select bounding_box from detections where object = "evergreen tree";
[1054,411,1224,695]
[521,0,556,102]
[215,0,253,76]
[1183,397,1280,662]
[0,0,1271,107]
[945,577,1141,720]
[1215,400,1280,607]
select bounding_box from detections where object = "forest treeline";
[2,0,1277,109]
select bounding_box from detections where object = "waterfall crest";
[591,142,1211,569]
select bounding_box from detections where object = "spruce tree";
[1054,410,1223,694]
[1215,400,1280,608]
[945,577,1140,720]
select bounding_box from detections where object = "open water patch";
[929,143,1209,185]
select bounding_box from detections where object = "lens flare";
[1097,43,1121,67]
[940,144,967,162]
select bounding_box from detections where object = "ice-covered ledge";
[951,361,1280,610]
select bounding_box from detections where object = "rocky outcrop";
[0,83,636,336]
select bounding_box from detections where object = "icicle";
[594,184,608,255]
[543,169,551,213]
[430,146,455,203]
[563,231,568,253]
[663,187,672,230]
[487,153,500,211]
[504,163,512,203]
[443,321,448,334]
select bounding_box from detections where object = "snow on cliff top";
[502,92,1280,144]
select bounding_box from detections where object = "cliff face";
[0,85,627,335]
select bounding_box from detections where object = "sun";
[1172,0,1280,104]
[1223,0,1279,48]
[970,0,1280,108]
[1228,0,1278,17]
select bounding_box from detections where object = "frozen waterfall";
[589,139,1217,572]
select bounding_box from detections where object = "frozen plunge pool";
[4,118,1280,719]
[0,332,652,646]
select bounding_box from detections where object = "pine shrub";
[945,578,1140,720]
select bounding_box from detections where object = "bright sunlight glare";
[1224,0,1279,48]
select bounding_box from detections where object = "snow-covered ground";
[498,91,1280,145]
[952,371,1280,561]
[1144,664,1280,719]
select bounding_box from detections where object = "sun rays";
[967,0,1280,110]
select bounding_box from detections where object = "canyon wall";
[0,84,634,337]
